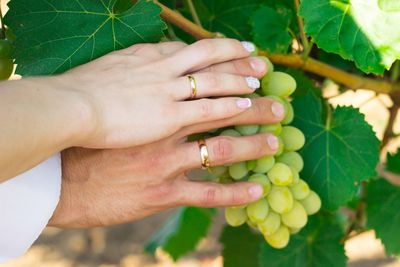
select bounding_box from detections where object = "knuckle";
[212,137,234,162]
[205,72,222,89]
[254,135,269,156]
[253,99,269,118]
[199,100,214,118]
[196,39,217,57]
[203,187,218,206]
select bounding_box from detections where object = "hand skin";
[49,97,284,228]
[0,38,279,182]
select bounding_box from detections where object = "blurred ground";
[1,211,400,267]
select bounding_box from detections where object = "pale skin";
[0,38,285,227]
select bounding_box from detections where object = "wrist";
[45,75,97,148]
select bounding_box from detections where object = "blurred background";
[1,0,400,266]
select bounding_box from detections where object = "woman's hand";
[49,97,284,228]
[60,38,269,148]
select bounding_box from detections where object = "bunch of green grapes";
[208,57,321,249]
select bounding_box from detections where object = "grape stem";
[184,0,202,27]
[294,0,309,51]
[154,1,400,96]
[381,96,400,149]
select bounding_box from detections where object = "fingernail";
[248,185,263,199]
[267,134,279,151]
[271,101,285,118]
[241,41,256,53]
[246,76,260,90]
[236,98,252,109]
[250,58,266,73]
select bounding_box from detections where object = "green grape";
[290,227,301,234]
[281,201,308,229]
[218,176,234,184]
[267,162,293,186]
[259,123,282,135]
[289,179,310,200]
[264,225,290,249]
[247,198,269,223]
[247,219,258,230]
[229,162,248,180]
[246,160,257,171]
[245,92,261,98]
[0,58,14,81]
[253,156,275,173]
[276,136,285,156]
[281,101,294,125]
[209,165,228,176]
[220,129,241,137]
[290,167,300,184]
[262,72,297,98]
[225,207,247,227]
[258,211,281,236]
[276,151,304,173]
[235,125,260,136]
[281,126,305,151]
[230,204,247,210]
[248,173,271,197]
[251,46,259,57]
[267,186,294,214]
[0,40,14,59]
[300,191,321,215]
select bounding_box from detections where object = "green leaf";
[387,149,400,174]
[192,0,262,40]
[145,207,215,261]
[220,224,262,267]
[250,6,292,54]
[299,0,400,74]
[366,179,400,255]
[259,215,347,267]
[4,0,166,76]
[292,92,380,210]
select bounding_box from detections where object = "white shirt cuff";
[0,154,62,263]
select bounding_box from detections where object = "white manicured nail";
[241,41,256,53]
[236,98,252,109]
[246,76,260,90]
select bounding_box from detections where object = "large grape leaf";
[220,225,262,267]
[250,6,292,54]
[191,0,262,40]
[366,179,400,255]
[4,0,166,76]
[145,207,215,261]
[292,92,380,210]
[259,216,347,267]
[299,0,400,74]
[387,149,400,174]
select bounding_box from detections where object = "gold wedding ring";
[198,139,210,169]
[187,75,197,99]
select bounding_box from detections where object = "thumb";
[175,180,264,208]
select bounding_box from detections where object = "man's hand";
[49,97,284,228]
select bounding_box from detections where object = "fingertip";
[247,183,263,200]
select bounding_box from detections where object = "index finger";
[159,38,256,76]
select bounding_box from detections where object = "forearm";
[0,76,92,182]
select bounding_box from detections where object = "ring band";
[198,139,210,169]
[187,75,197,99]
